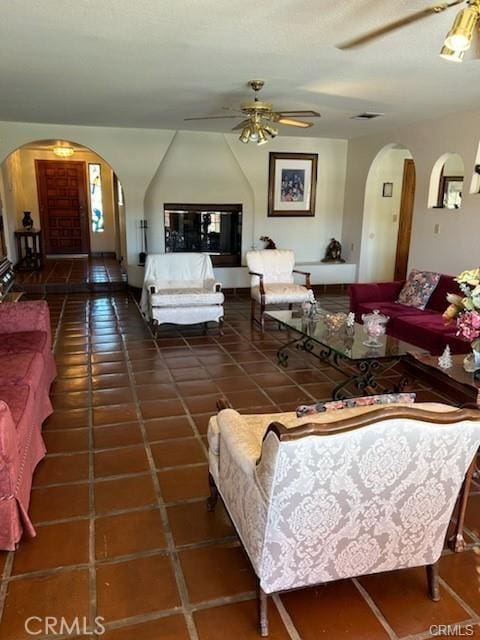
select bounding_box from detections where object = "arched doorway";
[428,152,464,210]
[0,139,126,265]
[359,144,415,282]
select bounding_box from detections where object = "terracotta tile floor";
[15,256,127,294]
[0,291,479,639]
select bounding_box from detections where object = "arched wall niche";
[0,139,127,264]
[469,141,480,194]
[358,142,414,282]
[428,152,464,210]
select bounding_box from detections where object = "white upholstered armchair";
[207,401,480,636]
[246,249,313,331]
[140,253,224,334]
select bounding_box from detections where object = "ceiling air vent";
[351,112,384,120]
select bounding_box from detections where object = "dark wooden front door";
[394,159,416,281]
[36,160,90,254]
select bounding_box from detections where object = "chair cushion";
[252,283,311,304]
[356,301,436,320]
[0,352,44,387]
[0,384,30,424]
[150,288,224,308]
[394,314,469,355]
[0,331,48,355]
[397,269,441,310]
[426,274,461,312]
[246,250,295,286]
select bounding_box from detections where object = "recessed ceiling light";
[351,112,384,120]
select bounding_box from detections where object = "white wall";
[0,169,11,257]
[144,131,255,260]
[359,147,412,282]
[225,134,348,262]
[1,152,25,261]
[144,131,349,264]
[342,107,480,278]
[0,121,348,285]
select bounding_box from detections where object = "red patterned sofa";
[348,275,470,355]
[0,301,56,550]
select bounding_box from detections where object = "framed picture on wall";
[268,152,318,217]
[382,182,393,197]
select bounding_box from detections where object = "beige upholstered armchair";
[140,253,224,334]
[207,401,480,636]
[246,249,313,331]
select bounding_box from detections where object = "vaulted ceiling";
[1,0,480,138]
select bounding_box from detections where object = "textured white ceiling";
[1,0,479,138]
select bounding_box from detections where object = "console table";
[14,229,43,271]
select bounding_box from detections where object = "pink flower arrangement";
[456,310,480,343]
[443,268,480,351]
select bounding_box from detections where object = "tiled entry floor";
[14,256,127,294]
[0,292,479,640]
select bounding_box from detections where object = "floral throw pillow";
[296,392,416,418]
[396,269,441,310]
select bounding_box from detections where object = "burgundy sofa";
[0,300,56,550]
[348,274,470,356]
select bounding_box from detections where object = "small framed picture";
[268,152,318,217]
[382,182,393,197]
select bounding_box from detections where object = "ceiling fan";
[337,0,480,63]
[184,80,321,145]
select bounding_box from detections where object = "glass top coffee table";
[267,310,425,400]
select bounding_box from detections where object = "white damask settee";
[246,249,313,331]
[140,253,224,333]
[207,401,480,636]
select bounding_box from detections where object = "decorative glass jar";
[361,309,389,347]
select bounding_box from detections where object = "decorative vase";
[361,309,389,348]
[22,211,33,230]
[463,348,480,373]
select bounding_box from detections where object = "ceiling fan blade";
[274,115,313,128]
[183,115,241,121]
[231,119,251,131]
[337,0,464,50]
[275,110,321,117]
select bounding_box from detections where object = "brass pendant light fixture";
[441,0,480,61]
[53,143,75,158]
[337,0,480,64]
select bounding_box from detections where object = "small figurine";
[260,236,276,250]
[301,291,318,319]
[321,238,345,263]
[438,345,453,370]
[346,312,355,328]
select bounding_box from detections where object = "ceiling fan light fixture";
[275,116,311,128]
[444,6,479,52]
[239,126,251,143]
[256,128,268,145]
[439,44,465,61]
[263,124,278,138]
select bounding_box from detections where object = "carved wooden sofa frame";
[208,399,480,637]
